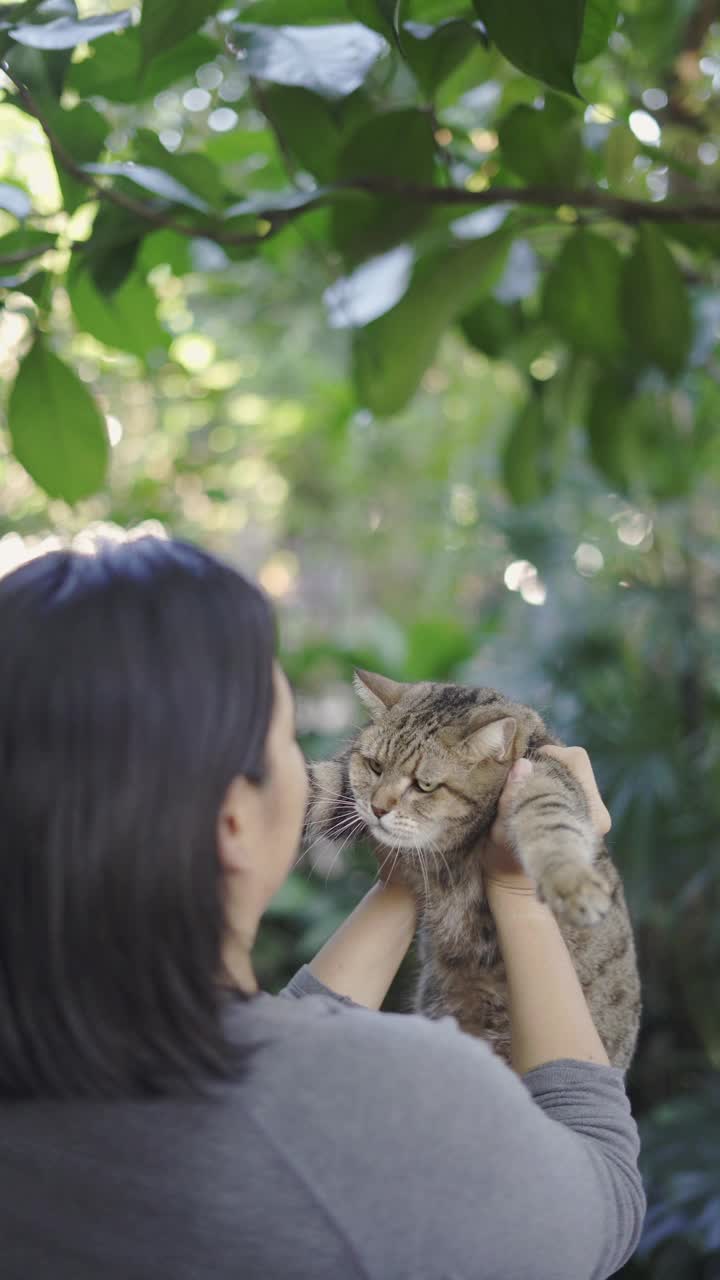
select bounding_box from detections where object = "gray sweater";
[1,964,646,1279]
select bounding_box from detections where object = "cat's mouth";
[369,821,413,850]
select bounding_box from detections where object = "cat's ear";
[461,716,517,762]
[353,668,405,719]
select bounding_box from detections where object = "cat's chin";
[371,826,423,853]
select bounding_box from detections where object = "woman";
[0,536,645,1279]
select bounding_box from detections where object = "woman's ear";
[216,775,256,873]
[353,668,406,719]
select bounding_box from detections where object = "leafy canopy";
[0,0,718,504]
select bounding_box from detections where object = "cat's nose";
[371,803,389,819]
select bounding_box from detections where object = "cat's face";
[347,670,533,861]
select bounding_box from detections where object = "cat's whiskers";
[426,845,441,884]
[374,844,398,882]
[322,811,366,841]
[295,812,364,870]
[308,779,357,803]
[305,814,364,853]
[306,769,356,795]
[384,846,403,887]
[323,823,364,884]
[411,833,431,906]
[424,834,455,890]
[307,793,360,819]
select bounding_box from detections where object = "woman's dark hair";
[0,536,277,1099]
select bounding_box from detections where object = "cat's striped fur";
[304,670,641,1071]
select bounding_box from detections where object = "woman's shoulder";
[225,965,499,1080]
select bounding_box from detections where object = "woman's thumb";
[498,758,534,812]
[508,757,534,785]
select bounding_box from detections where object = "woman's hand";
[481,746,612,886]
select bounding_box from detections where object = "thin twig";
[0,246,53,266]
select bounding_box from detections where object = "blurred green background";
[1,0,719,1274]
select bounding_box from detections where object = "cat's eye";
[365,758,382,775]
[415,778,439,793]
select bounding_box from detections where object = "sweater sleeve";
[277,963,366,1010]
[276,965,645,1277]
[272,1001,646,1280]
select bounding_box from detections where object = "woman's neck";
[219,937,260,995]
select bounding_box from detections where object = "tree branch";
[0,61,284,248]
[2,57,719,263]
[336,176,720,224]
[0,246,52,267]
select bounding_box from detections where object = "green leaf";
[324,245,414,327]
[588,378,700,500]
[400,19,486,96]
[8,8,131,47]
[331,107,435,264]
[502,393,568,504]
[502,396,543,504]
[542,229,623,358]
[353,230,510,414]
[0,228,56,262]
[498,99,583,185]
[0,0,44,33]
[576,0,617,62]
[409,0,473,19]
[78,202,152,295]
[67,29,218,102]
[0,183,32,219]
[41,99,107,215]
[134,130,226,209]
[663,221,720,259]
[260,85,342,183]
[604,123,638,192]
[228,21,387,98]
[139,0,225,68]
[2,0,76,96]
[460,296,521,357]
[347,0,397,40]
[137,228,192,275]
[82,163,211,213]
[7,336,109,502]
[622,223,693,378]
[65,24,143,98]
[0,268,47,298]
[224,188,332,217]
[67,261,169,359]
[621,391,696,499]
[472,0,585,95]
[0,1,70,43]
[241,0,348,20]
[586,369,628,489]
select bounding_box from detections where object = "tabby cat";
[305,668,641,1071]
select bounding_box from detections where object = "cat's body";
[305,670,641,1071]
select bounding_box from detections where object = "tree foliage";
[0,0,718,506]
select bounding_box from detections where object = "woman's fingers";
[490,758,534,849]
[490,746,611,862]
[496,757,534,817]
[538,745,612,836]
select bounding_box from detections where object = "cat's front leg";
[505,756,612,928]
[303,755,370,857]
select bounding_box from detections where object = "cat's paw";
[538,863,612,928]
